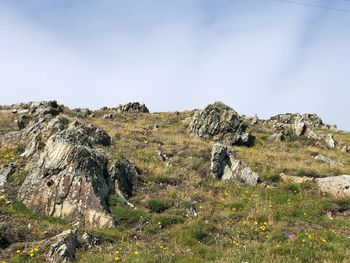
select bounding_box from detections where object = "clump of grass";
[110,206,147,224]
[153,214,184,228]
[146,199,170,213]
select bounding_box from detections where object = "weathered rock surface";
[210,143,260,185]
[0,164,16,192]
[116,102,149,113]
[18,124,115,228]
[189,102,254,146]
[314,154,343,167]
[110,158,139,200]
[46,229,78,263]
[325,134,337,149]
[316,175,350,198]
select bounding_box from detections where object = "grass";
[1,109,350,262]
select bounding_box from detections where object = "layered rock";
[109,158,140,206]
[45,229,78,263]
[189,102,254,146]
[210,143,260,186]
[116,102,149,113]
[18,124,115,228]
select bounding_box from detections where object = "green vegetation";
[1,110,350,262]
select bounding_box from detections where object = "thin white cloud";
[0,1,349,129]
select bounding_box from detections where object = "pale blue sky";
[0,0,349,129]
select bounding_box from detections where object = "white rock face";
[210,143,260,186]
[316,175,350,198]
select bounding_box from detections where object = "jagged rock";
[189,102,254,146]
[325,134,336,149]
[18,125,115,228]
[110,158,139,200]
[116,102,149,113]
[251,115,259,125]
[28,101,63,117]
[46,229,78,263]
[157,149,168,162]
[314,154,343,167]
[270,113,323,127]
[0,164,16,191]
[210,143,260,185]
[16,115,30,130]
[73,108,92,119]
[271,132,285,142]
[316,175,350,198]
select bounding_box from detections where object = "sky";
[0,0,349,129]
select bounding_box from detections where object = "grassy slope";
[1,110,350,263]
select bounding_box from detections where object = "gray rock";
[316,175,350,198]
[189,102,254,146]
[271,132,285,142]
[293,118,307,136]
[115,102,149,113]
[16,115,30,130]
[341,146,350,153]
[102,113,114,120]
[325,134,336,149]
[46,229,78,263]
[110,158,139,200]
[0,164,16,191]
[314,154,343,167]
[18,125,115,228]
[210,143,260,186]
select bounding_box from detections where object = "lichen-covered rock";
[189,102,254,146]
[18,125,115,228]
[45,229,78,263]
[271,132,285,142]
[210,143,260,185]
[110,158,139,200]
[316,175,350,198]
[116,102,149,113]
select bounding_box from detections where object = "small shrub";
[110,206,147,224]
[284,183,301,194]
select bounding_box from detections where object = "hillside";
[0,101,350,263]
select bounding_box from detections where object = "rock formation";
[116,102,149,113]
[18,124,115,228]
[189,102,254,146]
[210,143,260,185]
[45,229,79,263]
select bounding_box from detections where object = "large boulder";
[115,102,149,113]
[316,175,350,198]
[189,102,254,146]
[325,134,337,149]
[210,143,260,186]
[18,124,115,228]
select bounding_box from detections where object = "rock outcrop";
[210,143,260,185]
[0,164,16,192]
[316,175,350,198]
[45,229,78,263]
[189,102,254,146]
[116,102,149,113]
[109,158,140,200]
[18,124,115,228]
